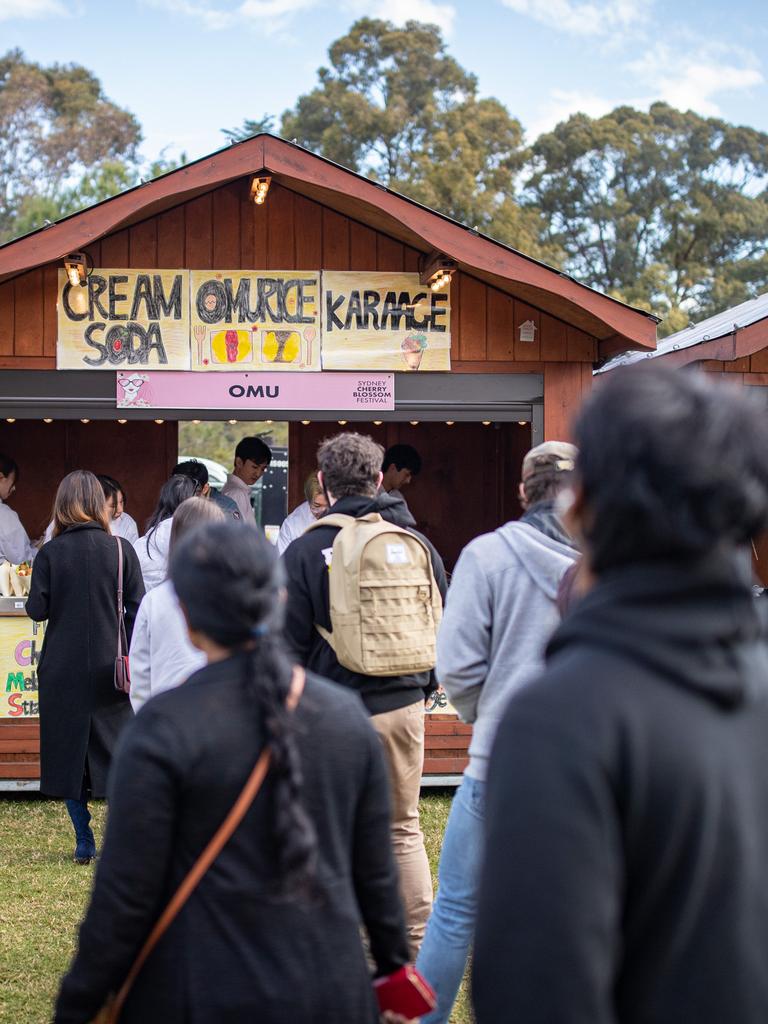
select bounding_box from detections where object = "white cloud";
[143,0,455,34]
[0,0,72,19]
[500,0,649,37]
[142,0,316,31]
[527,88,620,137]
[360,0,456,34]
[629,45,764,116]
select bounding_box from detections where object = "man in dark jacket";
[473,365,768,1024]
[283,432,447,956]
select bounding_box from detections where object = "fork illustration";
[193,325,206,366]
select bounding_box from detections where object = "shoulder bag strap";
[115,536,127,658]
[108,665,306,1022]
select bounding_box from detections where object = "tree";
[0,49,142,242]
[271,19,559,258]
[527,103,768,330]
[222,114,275,144]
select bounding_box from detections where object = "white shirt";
[276,501,315,555]
[221,474,255,526]
[112,512,139,544]
[43,512,139,546]
[0,500,37,565]
[129,579,206,712]
[133,517,173,592]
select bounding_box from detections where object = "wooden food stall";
[0,134,657,788]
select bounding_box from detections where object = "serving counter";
[0,597,42,788]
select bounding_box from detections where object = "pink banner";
[116,371,394,411]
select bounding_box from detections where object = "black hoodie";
[473,551,768,1024]
[282,491,447,715]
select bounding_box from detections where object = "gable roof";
[597,292,768,373]
[0,133,657,357]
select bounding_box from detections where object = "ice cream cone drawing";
[262,329,301,364]
[401,333,428,370]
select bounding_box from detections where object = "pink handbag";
[114,536,131,694]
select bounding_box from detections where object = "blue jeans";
[416,774,485,1024]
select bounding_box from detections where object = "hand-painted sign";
[0,615,43,718]
[321,272,451,371]
[116,370,395,411]
[189,270,321,371]
[57,269,190,370]
[59,271,451,371]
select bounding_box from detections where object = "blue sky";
[2,0,767,167]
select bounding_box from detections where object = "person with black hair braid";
[55,520,412,1024]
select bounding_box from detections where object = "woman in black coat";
[27,470,144,863]
[54,521,411,1024]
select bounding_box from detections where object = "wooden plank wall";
[0,181,597,379]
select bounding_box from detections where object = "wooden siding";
[0,182,597,371]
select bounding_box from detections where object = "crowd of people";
[5,363,768,1022]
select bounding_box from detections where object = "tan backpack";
[306,512,443,677]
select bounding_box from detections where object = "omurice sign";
[57,270,451,372]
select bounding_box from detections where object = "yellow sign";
[57,269,190,370]
[0,616,43,718]
[189,270,321,372]
[321,272,451,372]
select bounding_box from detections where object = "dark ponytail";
[170,521,316,895]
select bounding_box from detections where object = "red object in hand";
[374,965,436,1018]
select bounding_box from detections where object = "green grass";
[0,792,471,1024]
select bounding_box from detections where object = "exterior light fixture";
[301,420,311,425]
[409,420,419,426]
[337,419,348,425]
[80,418,90,424]
[265,419,273,425]
[228,419,237,425]
[63,252,89,287]
[373,420,383,426]
[445,420,455,426]
[154,419,164,425]
[117,419,127,425]
[43,418,53,424]
[419,251,456,292]
[250,176,271,205]
[5,418,15,424]
[482,420,491,426]
[518,420,527,426]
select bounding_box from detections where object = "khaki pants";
[371,700,433,959]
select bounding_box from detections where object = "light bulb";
[6,418,15,424]
[80,418,90,424]
[482,420,491,426]
[118,419,127,424]
[301,420,311,426]
[154,419,164,425]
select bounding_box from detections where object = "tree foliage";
[276,19,557,260]
[0,49,142,241]
[527,103,768,331]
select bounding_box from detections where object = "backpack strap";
[303,512,358,533]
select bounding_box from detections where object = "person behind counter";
[129,497,225,713]
[172,459,241,521]
[97,475,139,544]
[221,436,272,526]
[276,471,328,555]
[26,470,144,865]
[54,520,411,1023]
[0,454,38,566]
[133,475,196,591]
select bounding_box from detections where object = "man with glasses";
[276,471,328,555]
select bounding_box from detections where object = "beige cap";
[522,441,578,480]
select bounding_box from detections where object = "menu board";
[0,615,43,718]
[189,270,321,372]
[57,269,190,370]
[321,272,451,372]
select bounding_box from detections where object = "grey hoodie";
[437,514,578,780]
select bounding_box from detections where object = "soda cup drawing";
[401,333,428,370]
